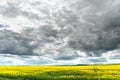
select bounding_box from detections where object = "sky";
[0,0,120,65]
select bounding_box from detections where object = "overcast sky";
[0,0,120,65]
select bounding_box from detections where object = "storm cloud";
[0,0,120,64]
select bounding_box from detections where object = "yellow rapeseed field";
[0,64,119,80]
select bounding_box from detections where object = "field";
[0,65,120,80]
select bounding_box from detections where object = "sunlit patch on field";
[0,64,120,80]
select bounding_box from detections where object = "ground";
[0,64,119,80]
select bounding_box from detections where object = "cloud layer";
[0,0,120,65]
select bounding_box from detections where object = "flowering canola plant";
[0,65,119,80]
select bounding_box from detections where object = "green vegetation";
[0,64,119,80]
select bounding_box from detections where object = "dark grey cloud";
[54,50,79,60]
[0,0,120,63]
[65,0,120,56]
[55,56,76,60]
[0,30,34,55]
[87,58,107,63]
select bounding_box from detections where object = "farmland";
[0,64,120,80]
